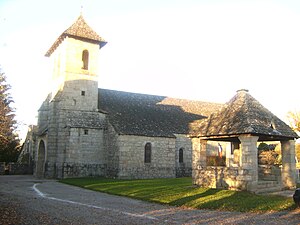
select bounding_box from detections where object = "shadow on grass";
[61,177,296,212]
[169,188,222,206]
[170,188,296,212]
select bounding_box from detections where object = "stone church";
[30,14,298,192]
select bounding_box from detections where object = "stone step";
[256,181,282,194]
[257,181,279,188]
[256,186,282,194]
[258,175,277,181]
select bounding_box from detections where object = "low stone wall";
[118,166,175,179]
[62,163,107,178]
[258,165,281,181]
[0,162,5,175]
[176,163,192,177]
[193,166,253,191]
[8,163,33,175]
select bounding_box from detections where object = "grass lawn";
[60,177,296,213]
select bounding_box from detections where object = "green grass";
[60,177,296,212]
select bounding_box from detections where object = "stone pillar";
[192,138,200,183]
[225,144,232,167]
[238,135,259,192]
[192,138,207,185]
[199,139,207,167]
[281,140,297,189]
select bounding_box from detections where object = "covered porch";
[192,135,297,193]
[191,90,298,193]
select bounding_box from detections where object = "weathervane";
[80,1,84,15]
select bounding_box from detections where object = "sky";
[1,0,300,141]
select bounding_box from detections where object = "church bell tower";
[38,15,107,179]
[45,14,107,111]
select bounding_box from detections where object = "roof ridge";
[243,91,255,132]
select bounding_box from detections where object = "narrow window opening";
[81,91,85,96]
[84,129,89,135]
[144,142,152,163]
[82,50,89,70]
[179,148,184,163]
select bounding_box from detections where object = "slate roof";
[45,15,107,57]
[193,89,298,140]
[98,89,223,137]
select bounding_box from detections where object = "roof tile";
[98,89,222,137]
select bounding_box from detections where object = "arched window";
[179,148,184,163]
[82,50,89,70]
[144,142,152,163]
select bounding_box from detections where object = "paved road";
[0,175,300,225]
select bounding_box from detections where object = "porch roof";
[192,89,298,141]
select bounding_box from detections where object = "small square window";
[84,129,88,135]
[81,91,85,96]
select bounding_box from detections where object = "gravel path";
[0,175,299,225]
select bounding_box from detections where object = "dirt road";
[0,175,299,225]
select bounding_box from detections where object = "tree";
[286,111,300,163]
[287,110,300,132]
[0,68,20,163]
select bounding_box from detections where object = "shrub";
[206,156,226,166]
[258,150,278,165]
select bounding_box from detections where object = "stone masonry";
[0,162,5,175]
[117,135,176,179]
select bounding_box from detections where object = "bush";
[206,156,226,166]
[258,143,270,151]
[258,150,278,165]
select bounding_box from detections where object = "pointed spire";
[45,15,107,57]
[63,15,106,43]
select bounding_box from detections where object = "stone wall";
[175,134,192,177]
[258,165,281,181]
[8,163,33,175]
[176,163,192,177]
[192,136,261,192]
[193,166,251,190]
[62,162,106,178]
[50,37,100,111]
[117,135,176,179]
[104,122,120,178]
[39,102,107,178]
[0,162,5,175]
[43,100,59,178]
[66,127,105,164]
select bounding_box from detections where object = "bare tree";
[287,110,300,162]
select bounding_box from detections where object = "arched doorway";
[36,140,46,178]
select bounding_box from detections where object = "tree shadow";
[169,188,222,206]
[169,187,297,212]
